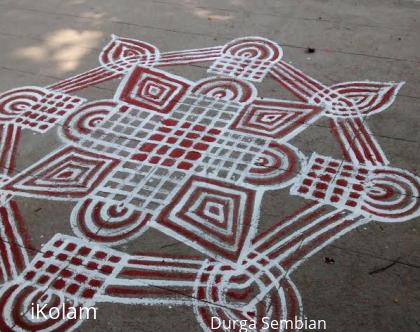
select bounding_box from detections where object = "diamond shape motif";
[231,98,322,141]
[188,194,232,233]
[157,176,257,262]
[2,147,118,199]
[115,65,191,113]
[199,198,229,225]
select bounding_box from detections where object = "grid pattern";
[291,153,372,209]
[170,94,240,127]
[94,161,187,214]
[22,235,126,300]
[78,95,240,160]
[15,91,85,133]
[131,119,221,170]
[84,93,247,214]
[78,106,161,158]
[208,56,275,83]
[193,131,270,183]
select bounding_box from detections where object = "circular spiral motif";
[61,100,117,143]
[0,284,83,331]
[192,77,257,103]
[363,168,420,222]
[222,37,283,62]
[0,87,45,120]
[71,198,152,245]
[245,142,304,189]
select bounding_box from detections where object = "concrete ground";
[0,0,419,331]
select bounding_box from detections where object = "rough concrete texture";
[0,0,418,331]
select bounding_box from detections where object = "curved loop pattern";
[363,168,420,222]
[310,82,404,118]
[71,198,152,246]
[193,260,301,332]
[61,100,117,143]
[192,77,257,104]
[245,142,304,189]
[100,35,160,73]
[0,87,44,120]
[222,37,283,62]
[0,284,83,331]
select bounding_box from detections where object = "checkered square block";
[207,37,283,83]
[291,153,372,210]
[0,87,85,133]
[209,56,275,83]
[21,234,127,301]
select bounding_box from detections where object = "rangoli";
[0,35,417,331]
